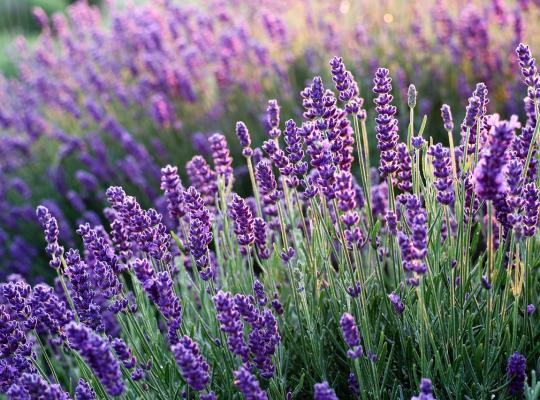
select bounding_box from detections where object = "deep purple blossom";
[236,121,253,157]
[111,338,137,369]
[186,155,217,208]
[388,293,405,314]
[7,373,70,400]
[256,161,281,218]
[314,381,339,400]
[75,379,96,400]
[229,193,255,251]
[36,205,64,269]
[373,68,399,176]
[213,291,249,361]
[340,313,363,359]
[396,143,413,192]
[411,378,436,400]
[233,365,268,400]
[428,144,454,205]
[507,352,526,397]
[460,95,482,155]
[253,280,268,306]
[160,165,187,222]
[253,217,271,260]
[184,187,214,279]
[523,182,540,237]
[209,133,234,186]
[66,322,124,397]
[132,259,182,343]
[473,118,517,201]
[266,99,281,139]
[440,104,454,131]
[516,43,540,100]
[172,335,211,391]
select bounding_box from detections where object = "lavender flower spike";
[75,379,96,400]
[233,365,268,400]
[340,313,363,359]
[516,43,540,100]
[373,67,399,176]
[66,322,124,396]
[314,381,339,400]
[440,104,454,131]
[172,335,211,391]
[236,121,253,157]
[209,133,234,187]
[160,165,187,222]
[36,205,64,269]
[411,378,436,400]
[229,193,255,251]
[507,352,526,397]
[267,99,281,139]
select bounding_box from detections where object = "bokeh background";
[0,0,538,281]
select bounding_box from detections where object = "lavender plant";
[1,0,540,280]
[0,39,539,399]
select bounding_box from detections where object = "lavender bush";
[1,0,540,279]
[0,40,539,399]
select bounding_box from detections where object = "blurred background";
[0,0,538,281]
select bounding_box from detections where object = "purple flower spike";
[36,205,64,269]
[233,365,268,400]
[461,95,482,155]
[186,155,217,208]
[236,121,253,157]
[427,144,454,205]
[340,313,360,347]
[209,133,234,187]
[172,335,211,391]
[473,118,517,201]
[229,193,255,251]
[516,43,540,100]
[507,352,526,397]
[396,143,413,192]
[314,381,339,400]
[373,67,399,177]
[411,378,436,400]
[184,187,214,279]
[267,99,281,139]
[523,182,540,237]
[253,217,271,260]
[66,322,124,397]
[213,291,249,361]
[75,379,96,400]
[440,104,454,131]
[388,293,405,314]
[160,165,187,223]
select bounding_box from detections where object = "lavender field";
[0,1,539,399]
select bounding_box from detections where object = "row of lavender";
[1,0,540,279]
[1,41,539,398]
